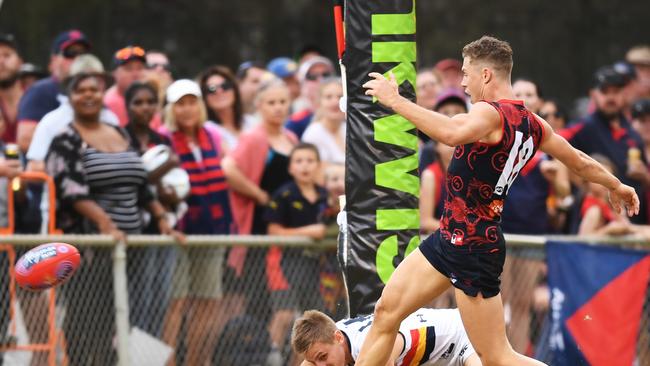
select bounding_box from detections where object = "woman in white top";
[301,77,345,165]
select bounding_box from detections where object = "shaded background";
[1,0,649,111]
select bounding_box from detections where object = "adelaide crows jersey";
[336,308,475,366]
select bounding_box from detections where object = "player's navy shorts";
[420,230,506,298]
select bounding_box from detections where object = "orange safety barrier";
[0,172,63,365]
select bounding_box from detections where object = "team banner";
[342,0,419,316]
[546,241,650,366]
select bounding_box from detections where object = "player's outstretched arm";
[537,117,640,217]
[362,73,500,146]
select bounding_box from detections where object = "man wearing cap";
[268,57,300,103]
[562,66,650,223]
[286,56,335,139]
[104,45,147,126]
[0,33,23,144]
[26,54,118,172]
[613,61,642,120]
[16,29,90,153]
[630,99,650,223]
[626,45,650,99]
[435,58,464,90]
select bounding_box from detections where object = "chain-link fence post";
[112,240,131,366]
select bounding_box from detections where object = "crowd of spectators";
[0,28,649,365]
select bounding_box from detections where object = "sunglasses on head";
[115,46,146,61]
[147,63,171,72]
[62,47,88,59]
[206,81,234,94]
[305,72,332,81]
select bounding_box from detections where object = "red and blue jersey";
[171,126,233,234]
[439,100,545,249]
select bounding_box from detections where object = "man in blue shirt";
[16,29,91,153]
[562,65,650,223]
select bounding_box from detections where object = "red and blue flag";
[546,241,650,366]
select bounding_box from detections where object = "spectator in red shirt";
[0,33,23,144]
[104,45,147,126]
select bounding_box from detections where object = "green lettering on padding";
[374,114,417,149]
[405,235,419,256]
[371,0,416,36]
[376,155,419,197]
[374,113,419,196]
[376,235,421,284]
[377,209,419,230]
[371,42,416,88]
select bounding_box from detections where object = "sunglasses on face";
[305,72,332,81]
[115,46,146,61]
[206,81,234,94]
[62,47,88,59]
[147,63,171,72]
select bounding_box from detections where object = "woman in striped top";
[45,72,178,365]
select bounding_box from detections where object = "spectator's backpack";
[212,315,271,366]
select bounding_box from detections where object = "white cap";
[166,79,202,104]
[297,56,335,82]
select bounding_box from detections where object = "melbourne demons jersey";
[439,100,545,248]
[336,308,475,366]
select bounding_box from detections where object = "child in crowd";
[264,143,328,364]
[319,162,348,319]
[322,163,345,223]
[579,154,633,235]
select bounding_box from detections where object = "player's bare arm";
[362,72,501,146]
[537,116,640,216]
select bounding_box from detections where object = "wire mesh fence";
[0,235,648,366]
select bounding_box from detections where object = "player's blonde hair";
[291,310,338,354]
[462,35,513,77]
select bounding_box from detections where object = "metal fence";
[0,234,648,366]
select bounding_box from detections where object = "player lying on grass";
[292,308,481,366]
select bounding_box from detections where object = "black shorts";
[420,230,506,298]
